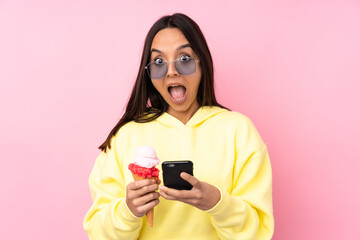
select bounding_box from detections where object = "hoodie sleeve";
[83,136,142,240]
[206,117,274,240]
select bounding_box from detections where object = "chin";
[167,97,197,113]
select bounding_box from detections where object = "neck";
[167,101,200,125]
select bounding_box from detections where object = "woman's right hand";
[126,178,160,217]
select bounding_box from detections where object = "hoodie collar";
[156,106,227,128]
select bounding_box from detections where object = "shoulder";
[106,120,144,154]
[214,109,265,145]
[213,109,255,129]
[114,120,143,138]
[222,110,267,150]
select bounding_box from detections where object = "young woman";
[83,13,274,239]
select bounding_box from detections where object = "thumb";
[180,172,200,187]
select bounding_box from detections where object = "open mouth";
[168,85,187,102]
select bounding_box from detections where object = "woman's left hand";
[159,172,221,211]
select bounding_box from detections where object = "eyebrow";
[150,43,192,54]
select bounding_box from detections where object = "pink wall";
[1,1,359,239]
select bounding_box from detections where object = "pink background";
[1,1,359,239]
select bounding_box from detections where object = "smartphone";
[162,161,193,190]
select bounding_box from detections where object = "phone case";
[162,161,193,190]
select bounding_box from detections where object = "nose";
[166,61,179,78]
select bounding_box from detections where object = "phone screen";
[162,161,193,190]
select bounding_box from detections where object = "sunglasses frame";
[145,57,200,79]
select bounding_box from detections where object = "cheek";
[151,80,160,91]
[194,68,202,90]
[190,75,202,94]
[151,80,167,96]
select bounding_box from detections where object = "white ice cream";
[133,146,160,168]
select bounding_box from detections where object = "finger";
[137,199,160,215]
[159,185,193,199]
[158,189,177,200]
[180,172,200,187]
[132,183,159,198]
[128,178,156,190]
[156,178,161,185]
[159,187,198,207]
[127,180,158,200]
[133,192,160,206]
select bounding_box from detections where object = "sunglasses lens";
[176,58,196,76]
[148,62,167,79]
[147,58,197,79]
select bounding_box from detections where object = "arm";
[159,149,273,239]
[83,137,142,240]
[206,146,274,240]
[159,117,274,239]
[206,118,274,239]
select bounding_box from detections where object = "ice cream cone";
[132,173,157,227]
[129,146,160,227]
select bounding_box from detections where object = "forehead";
[151,28,189,52]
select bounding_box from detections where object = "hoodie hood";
[156,106,228,128]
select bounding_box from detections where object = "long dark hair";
[99,13,227,152]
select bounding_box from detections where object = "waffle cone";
[132,173,157,227]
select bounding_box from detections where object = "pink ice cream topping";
[133,146,160,168]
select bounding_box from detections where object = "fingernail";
[159,186,164,191]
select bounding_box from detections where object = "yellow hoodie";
[83,106,274,239]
